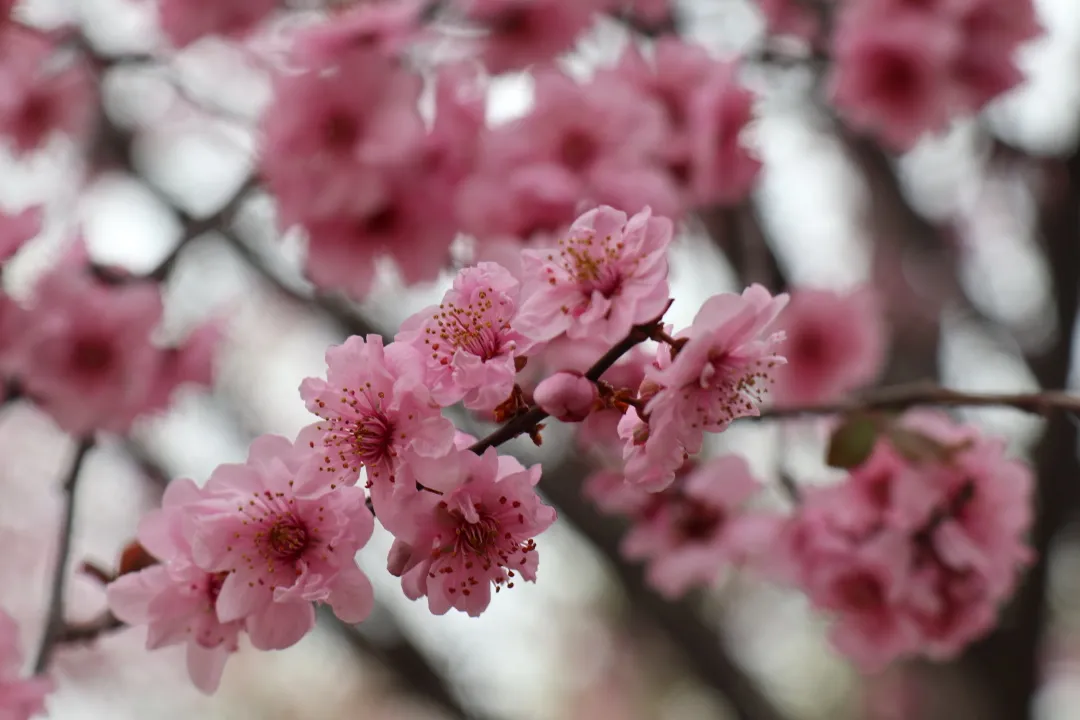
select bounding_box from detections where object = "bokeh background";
[2,0,1080,718]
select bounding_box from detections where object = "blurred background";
[1,0,1079,718]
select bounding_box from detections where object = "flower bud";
[534,371,598,422]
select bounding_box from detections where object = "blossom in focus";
[0,206,41,263]
[300,334,455,492]
[157,0,277,48]
[3,247,219,436]
[396,262,532,411]
[458,0,603,73]
[0,608,52,719]
[385,448,556,616]
[533,370,598,422]
[516,205,673,346]
[772,286,886,406]
[190,434,376,649]
[621,455,778,599]
[107,478,242,694]
[617,406,688,492]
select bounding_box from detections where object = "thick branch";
[33,438,95,673]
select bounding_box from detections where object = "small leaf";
[826,413,882,469]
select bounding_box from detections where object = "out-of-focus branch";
[33,438,95,673]
[699,204,789,293]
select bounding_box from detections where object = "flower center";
[70,336,115,375]
[559,129,599,172]
[268,519,309,561]
[674,501,724,541]
[458,515,500,555]
[205,571,229,604]
[551,229,629,299]
[424,290,510,363]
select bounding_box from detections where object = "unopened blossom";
[0,26,95,156]
[516,205,674,346]
[0,206,41,263]
[158,0,277,48]
[300,334,455,491]
[772,286,886,406]
[534,371,598,422]
[107,478,242,694]
[396,262,532,411]
[4,247,219,436]
[458,0,603,73]
[190,434,376,649]
[646,284,788,452]
[386,448,556,616]
[622,455,778,599]
[0,608,52,719]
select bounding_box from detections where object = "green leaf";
[826,414,882,469]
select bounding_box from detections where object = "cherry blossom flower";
[0,206,41,263]
[107,478,242,694]
[621,455,778,599]
[4,248,219,436]
[772,286,886,406]
[617,406,688,492]
[515,205,674,346]
[456,163,581,244]
[583,468,653,516]
[645,284,788,452]
[385,448,556,616]
[534,371,598,422]
[300,334,455,491]
[0,608,52,719]
[754,0,820,41]
[458,0,603,73]
[190,434,376,649]
[291,0,425,65]
[950,0,1042,113]
[158,0,277,48]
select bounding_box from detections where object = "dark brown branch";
[56,613,123,644]
[33,438,95,673]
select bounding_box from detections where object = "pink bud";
[534,371,598,422]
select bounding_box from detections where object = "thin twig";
[33,437,95,673]
[56,612,123,644]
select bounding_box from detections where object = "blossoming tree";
[0,0,1074,718]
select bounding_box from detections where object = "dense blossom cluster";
[0,0,1050,711]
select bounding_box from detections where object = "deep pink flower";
[621,455,779,598]
[158,0,276,48]
[458,0,602,73]
[300,334,455,490]
[646,284,788,451]
[0,608,52,719]
[5,248,219,436]
[950,0,1042,113]
[107,478,242,694]
[772,286,886,406]
[396,262,532,411]
[515,205,673,346]
[0,206,41,263]
[534,370,598,422]
[386,448,556,616]
[0,26,95,156]
[190,434,375,649]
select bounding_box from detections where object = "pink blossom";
[583,468,652,515]
[291,0,425,66]
[646,284,788,451]
[0,608,52,720]
[617,407,688,492]
[396,262,532,411]
[190,434,376,649]
[5,250,219,436]
[515,205,674,346]
[0,206,41,263]
[772,286,886,406]
[157,0,277,48]
[386,448,556,616]
[459,0,602,73]
[754,0,820,40]
[107,478,242,694]
[950,0,1042,113]
[456,163,581,244]
[0,27,96,156]
[534,371,598,422]
[300,334,455,491]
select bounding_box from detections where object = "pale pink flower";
[534,371,598,422]
[396,262,532,411]
[0,608,52,719]
[515,205,674,346]
[617,407,688,492]
[386,448,556,616]
[0,27,96,156]
[772,286,886,406]
[828,4,961,150]
[622,455,778,598]
[291,0,425,66]
[646,284,788,450]
[685,61,762,206]
[158,0,276,48]
[107,478,242,694]
[190,435,375,649]
[458,0,602,73]
[6,250,219,436]
[0,206,41,263]
[300,334,455,490]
